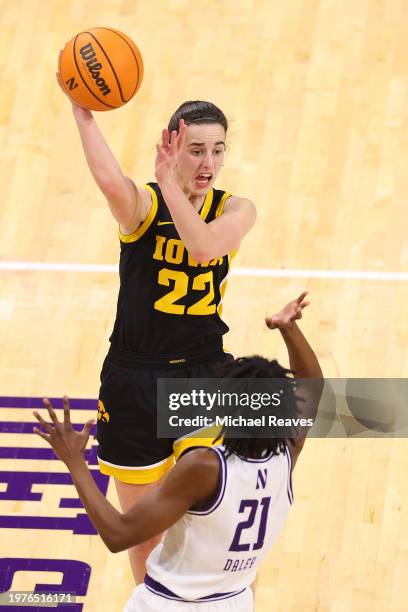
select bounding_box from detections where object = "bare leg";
[115,479,163,584]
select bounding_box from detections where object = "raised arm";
[57,67,149,235]
[265,292,322,379]
[33,398,219,553]
[265,293,323,463]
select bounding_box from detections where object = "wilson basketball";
[59,28,143,111]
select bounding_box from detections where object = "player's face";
[176,123,226,196]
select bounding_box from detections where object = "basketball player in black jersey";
[58,81,256,582]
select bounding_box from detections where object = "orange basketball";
[59,27,143,111]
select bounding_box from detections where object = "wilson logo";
[79,42,111,96]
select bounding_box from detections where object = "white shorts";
[124,584,254,612]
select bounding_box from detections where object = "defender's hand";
[265,292,310,330]
[155,119,186,184]
[33,397,94,467]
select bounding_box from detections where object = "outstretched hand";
[265,292,310,330]
[155,119,186,184]
[33,397,94,467]
[56,51,93,121]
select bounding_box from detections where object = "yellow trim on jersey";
[215,193,238,259]
[217,250,238,317]
[173,424,223,461]
[215,191,232,218]
[215,193,237,316]
[199,188,214,221]
[118,183,159,243]
[98,455,174,484]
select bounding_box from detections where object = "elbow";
[191,251,210,264]
[104,534,127,554]
[106,540,124,554]
[102,520,128,554]
[189,248,218,264]
[103,518,143,554]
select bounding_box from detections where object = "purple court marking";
[0,395,109,536]
[0,396,97,410]
[0,558,89,611]
[0,422,97,435]
[0,470,109,534]
[0,444,99,464]
[0,513,98,536]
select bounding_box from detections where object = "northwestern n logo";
[256,468,268,490]
[65,77,79,91]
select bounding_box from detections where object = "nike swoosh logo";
[157,221,174,226]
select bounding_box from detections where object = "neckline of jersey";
[199,188,214,221]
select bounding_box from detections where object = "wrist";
[72,104,93,124]
[66,453,88,473]
[157,175,179,190]
[279,322,299,336]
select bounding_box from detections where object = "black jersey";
[109,182,236,362]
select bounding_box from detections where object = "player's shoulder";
[178,446,221,471]
[173,447,221,498]
[222,193,256,217]
[137,181,165,221]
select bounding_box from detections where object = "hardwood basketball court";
[0,1,407,610]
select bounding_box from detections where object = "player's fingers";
[63,396,72,428]
[33,427,51,442]
[170,130,178,155]
[162,128,170,147]
[82,419,95,438]
[156,144,167,157]
[296,291,308,303]
[33,411,54,435]
[177,120,186,150]
[56,72,64,89]
[43,398,59,425]
[300,301,310,309]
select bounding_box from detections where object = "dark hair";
[214,356,298,459]
[168,101,228,133]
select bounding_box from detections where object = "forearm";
[68,456,125,552]
[280,323,323,429]
[73,111,126,194]
[159,179,214,261]
[279,323,322,379]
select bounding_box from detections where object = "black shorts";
[97,347,232,484]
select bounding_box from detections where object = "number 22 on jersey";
[154,269,216,316]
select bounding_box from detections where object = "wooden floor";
[1,0,408,610]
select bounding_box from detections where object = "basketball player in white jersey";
[33,292,322,611]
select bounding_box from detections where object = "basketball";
[58,27,143,111]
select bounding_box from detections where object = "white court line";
[0,261,407,281]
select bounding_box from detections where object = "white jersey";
[145,444,294,603]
